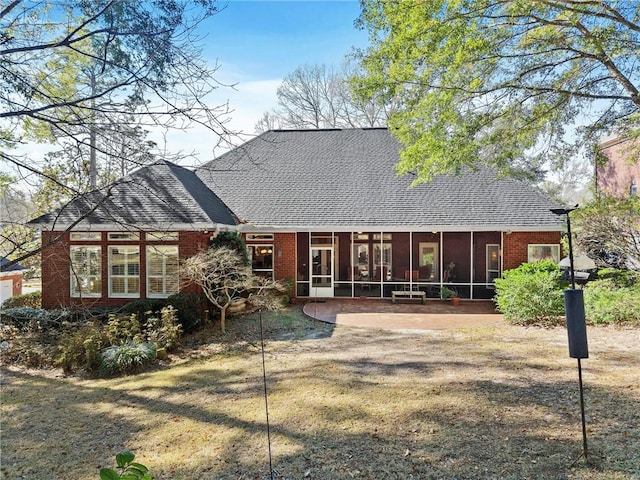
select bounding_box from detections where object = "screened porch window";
[147,245,179,298]
[70,246,102,297]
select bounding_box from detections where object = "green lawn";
[1,306,639,479]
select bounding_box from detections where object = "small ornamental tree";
[181,247,285,333]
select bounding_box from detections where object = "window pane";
[250,245,273,270]
[70,246,101,297]
[111,277,125,294]
[109,246,140,297]
[148,278,164,294]
[146,246,179,297]
[145,231,178,241]
[127,278,140,294]
[108,232,140,241]
[528,244,560,263]
[70,232,101,241]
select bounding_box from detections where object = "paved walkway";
[302,298,503,330]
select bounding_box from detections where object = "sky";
[6,0,369,182]
[163,0,370,164]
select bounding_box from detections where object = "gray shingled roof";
[1,257,26,272]
[196,128,564,231]
[28,160,237,229]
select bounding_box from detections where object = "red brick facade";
[597,137,640,198]
[38,229,561,308]
[502,231,563,271]
[273,233,297,286]
[40,230,210,309]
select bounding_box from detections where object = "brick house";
[597,136,639,197]
[28,128,563,309]
[0,257,27,305]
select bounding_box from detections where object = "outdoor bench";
[391,290,426,304]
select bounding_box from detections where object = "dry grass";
[1,305,639,480]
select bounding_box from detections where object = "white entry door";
[310,247,333,297]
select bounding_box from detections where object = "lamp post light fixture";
[550,205,590,463]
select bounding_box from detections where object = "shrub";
[120,299,166,320]
[495,261,568,325]
[105,314,143,346]
[100,341,157,376]
[594,268,640,288]
[1,291,41,308]
[55,322,105,374]
[0,324,56,367]
[145,306,182,351]
[0,307,48,331]
[584,279,640,325]
[166,292,207,333]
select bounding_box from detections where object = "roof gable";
[1,257,26,272]
[196,128,563,231]
[28,160,237,229]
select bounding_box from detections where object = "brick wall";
[502,231,562,271]
[597,137,640,197]
[40,230,210,309]
[274,233,297,290]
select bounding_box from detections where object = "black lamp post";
[550,205,589,462]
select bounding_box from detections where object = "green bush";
[166,292,207,333]
[0,307,72,334]
[584,279,640,325]
[495,261,568,325]
[120,299,167,320]
[1,291,41,308]
[100,341,157,376]
[145,306,182,351]
[594,268,640,288]
[0,307,48,330]
[105,313,143,346]
[55,322,105,374]
[1,305,187,375]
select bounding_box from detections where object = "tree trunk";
[220,306,227,333]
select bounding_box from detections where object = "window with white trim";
[70,232,101,241]
[109,246,140,297]
[246,233,274,241]
[145,231,178,241]
[146,245,179,298]
[527,244,560,263]
[70,246,102,297]
[108,232,140,241]
[248,244,274,278]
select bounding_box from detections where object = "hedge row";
[495,262,640,326]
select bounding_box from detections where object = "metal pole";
[577,358,589,460]
[566,209,588,461]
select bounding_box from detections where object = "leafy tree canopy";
[1,0,229,182]
[354,0,640,183]
[573,195,640,269]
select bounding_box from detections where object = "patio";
[302,298,503,330]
